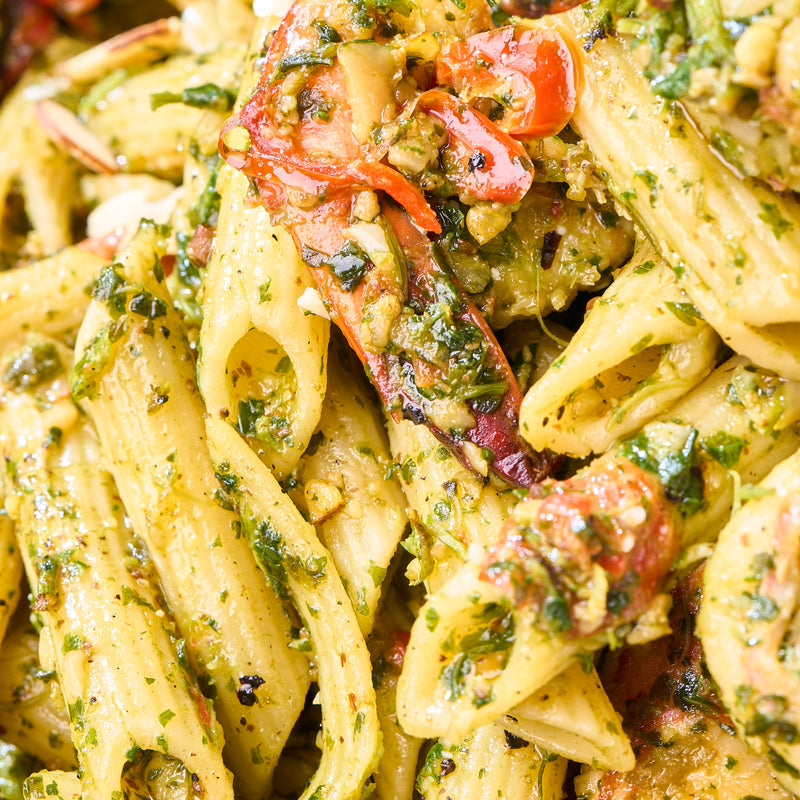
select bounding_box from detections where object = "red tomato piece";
[416,89,533,204]
[436,26,577,139]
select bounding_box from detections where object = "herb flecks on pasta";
[1,0,800,798]
[217,0,580,487]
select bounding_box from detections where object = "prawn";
[219,0,576,486]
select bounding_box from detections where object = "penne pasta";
[291,334,407,633]
[82,46,247,179]
[0,248,105,346]
[520,241,721,458]
[416,724,568,800]
[699,447,800,796]
[0,337,234,800]
[0,621,77,772]
[72,223,310,798]
[0,498,21,647]
[0,82,80,258]
[199,165,330,479]
[203,415,382,800]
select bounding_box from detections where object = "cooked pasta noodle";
[1,0,799,797]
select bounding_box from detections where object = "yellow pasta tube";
[416,724,568,800]
[0,346,233,800]
[0,621,76,771]
[204,415,382,800]
[502,663,634,772]
[0,82,79,257]
[668,356,800,545]
[0,248,105,345]
[72,223,310,798]
[84,46,245,179]
[369,583,423,800]
[24,771,82,800]
[373,668,421,800]
[541,9,800,379]
[520,241,721,458]
[386,417,516,588]
[699,447,800,796]
[0,499,21,646]
[199,164,330,478]
[293,335,407,634]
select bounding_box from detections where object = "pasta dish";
[0,0,799,797]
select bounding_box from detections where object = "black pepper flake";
[583,12,612,52]
[402,402,426,425]
[468,152,486,172]
[440,757,456,776]
[504,730,529,749]
[236,674,265,706]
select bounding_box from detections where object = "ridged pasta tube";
[0,81,79,258]
[416,724,567,800]
[204,415,382,800]
[293,335,407,634]
[699,448,800,796]
[502,663,634,772]
[667,356,800,545]
[386,416,516,588]
[0,345,234,800]
[73,223,310,798]
[539,8,800,380]
[0,248,105,346]
[0,622,77,771]
[0,494,21,646]
[199,164,330,478]
[83,46,246,179]
[520,241,721,458]
[373,663,421,800]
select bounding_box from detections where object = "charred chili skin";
[383,203,556,487]
[415,89,534,204]
[219,0,567,487]
[285,195,554,488]
[480,457,680,634]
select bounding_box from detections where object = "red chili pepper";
[384,631,411,669]
[383,203,556,487]
[436,26,577,139]
[415,89,533,204]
